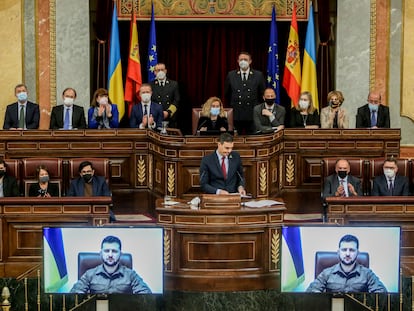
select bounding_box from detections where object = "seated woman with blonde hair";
[320,90,349,128]
[290,91,320,128]
[196,97,228,134]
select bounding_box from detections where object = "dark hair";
[78,161,94,173]
[91,88,111,107]
[384,157,397,165]
[36,165,49,178]
[219,132,234,144]
[140,83,152,91]
[238,51,252,59]
[14,83,28,92]
[339,234,359,249]
[101,235,122,250]
[62,87,77,97]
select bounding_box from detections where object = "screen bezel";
[43,226,164,294]
[280,225,401,294]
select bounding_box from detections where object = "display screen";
[281,226,400,293]
[43,227,163,294]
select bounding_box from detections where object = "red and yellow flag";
[124,9,142,117]
[282,3,301,108]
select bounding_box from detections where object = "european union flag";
[147,2,158,81]
[266,5,280,105]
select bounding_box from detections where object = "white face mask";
[239,60,249,70]
[63,97,74,107]
[156,71,166,80]
[98,97,108,105]
[299,100,309,110]
[141,93,152,103]
[384,168,396,179]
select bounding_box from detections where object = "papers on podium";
[243,199,284,208]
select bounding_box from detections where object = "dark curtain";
[93,5,308,134]
[317,0,332,108]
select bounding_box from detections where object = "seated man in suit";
[372,157,410,196]
[199,132,246,195]
[67,161,110,197]
[356,91,390,128]
[0,159,19,197]
[70,235,151,294]
[306,234,386,293]
[49,87,86,130]
[322,159,362,199]
[3,83,40,130]
[253,87,285,133]
[130,83,163,130]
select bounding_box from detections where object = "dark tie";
[64,108,70,129]
[143,105,148,116]
[333,111,338,128]
[221,156,227,179]
[19,105,25,129]
[242,73,247,81]
[388,179,394,195]
[371,110,377,127]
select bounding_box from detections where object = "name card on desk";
[201,194,241,209]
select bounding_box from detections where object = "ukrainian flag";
[301,3,319,109]
[281,227,305,291]
[44,228,68,292]
[108,3,125,119]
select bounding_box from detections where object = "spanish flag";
[301,3,319,110]
[108,3,125,119]
[124,8,142,117]
[282,3,301,108]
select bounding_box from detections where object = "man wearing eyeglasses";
[67,161,110,197]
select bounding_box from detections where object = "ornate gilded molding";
[285,155,294,185]
[49,0,56,111]
[271,229,279,270]
[163,230,171,269]
[137,156,146,184]
[259,162,267,194]
[167,163,175,195]
[118,0,309,21]
[369,0,376,90]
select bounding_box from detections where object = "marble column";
[336,0,371,128]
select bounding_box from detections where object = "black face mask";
[0,170,5,177]
[337,171,348,179]
[330,101,340,109]
[82,174,93,183]
[264,98,275,105]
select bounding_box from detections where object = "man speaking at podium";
[199,133,246,195]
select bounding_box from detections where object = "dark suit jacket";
[356,104,390,128]
[129,102,163,129]
[200,151,245,194]
[323,174,362,199]
[253,103,286,132]
[3,101,40,129]
[197,116,228,132]
[371,174,410,196]
[290,109,320,128]
[29,182,60,197]
[49,104,87,129]
[150,79,180,118]
[1,175,20,197]
[224,69,266,121]
[67,175,110,197]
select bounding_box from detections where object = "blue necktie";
[64,108,70,129]
[371,110,377,127]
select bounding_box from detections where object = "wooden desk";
[0,197,111,277]
[0,129,400,198]
[156,199,286,291]
[326,196,414,274]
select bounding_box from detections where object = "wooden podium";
[156,198,286,291]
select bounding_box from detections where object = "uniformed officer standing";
[150,63,181,128]
[224,52,266,134]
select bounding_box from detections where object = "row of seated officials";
[0,157,110,198]
[322,157,413,199]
